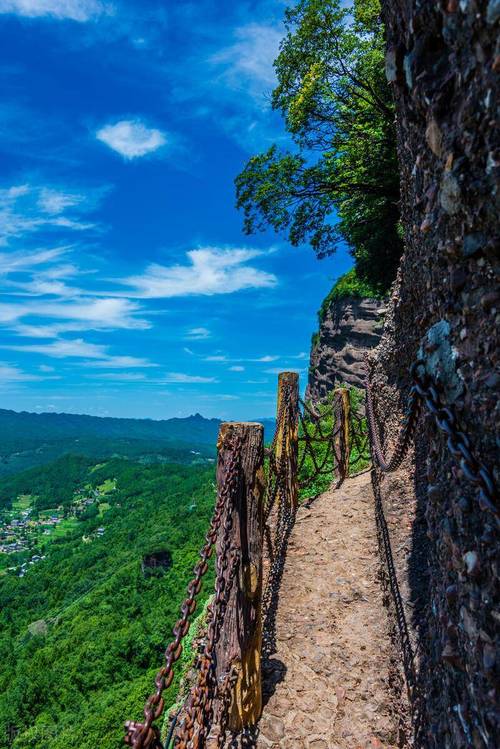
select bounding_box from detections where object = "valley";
[0,449,219,749]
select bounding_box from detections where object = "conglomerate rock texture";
[306,297,386,402]
[370,1,499,747]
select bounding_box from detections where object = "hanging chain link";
[297,389,351,490]
[124,434,243,749]
[366,358,498,516]
[365,376,421,473]
[174,459,241,749]
[410,362,498,516]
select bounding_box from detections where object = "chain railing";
[123,373,355,748]
[366,359,498,516]
[124,360,497,749]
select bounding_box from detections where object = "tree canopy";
[235,0,402,292]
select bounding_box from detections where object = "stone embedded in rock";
[439,172,461,214]
[426,119,443,157]
[486,0,500,23]
[462,233,484,257]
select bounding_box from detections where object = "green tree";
[235,0,401,291]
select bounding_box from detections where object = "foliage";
[0,455,94,511]
[0,457,217,749]
[0,409,222,477]
[298,386,370,500]
[318,268,384,323]
[235,0,402,291]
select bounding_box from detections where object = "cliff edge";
[306,295,385,401]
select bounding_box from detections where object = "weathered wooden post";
[275,372,299,511]
[333,388,351,482]
[214,422,265,733]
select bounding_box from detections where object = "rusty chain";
[174,480,241,749]
[365,374,421,473]
[297,390,351,490]
[366,359,498,516]
[124,434,243,749]
[410,362,498,516]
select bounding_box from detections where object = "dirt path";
[256,472,403,749]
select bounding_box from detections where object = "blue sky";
[0,0,352,420]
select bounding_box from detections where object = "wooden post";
[214,422,265,732]
[333,388,351,481]
[275,372,299,511]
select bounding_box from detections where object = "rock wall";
[306,296,385,402]
[370,1,499,747]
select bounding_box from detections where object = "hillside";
[0,457,218,749]
[0,409,275,477]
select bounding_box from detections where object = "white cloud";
[85,372,147,381]
[0,183,102,246]
[0,0,112,22]
[83,355,157,368]
[0,247,68,275]
[205,355,227,362]
[186,327,211,340]
[2,338,155,368]
[0,297,150,336]
[0,362,44,382]
[161,372,218,384]
[254,355,279,363]
[96,119,167,159]
[210,23,282,100]
[265,367,304,375]
[4,338,109,359]
[37,188,85,215]
[123,247,277,298]
[229,365,244,372]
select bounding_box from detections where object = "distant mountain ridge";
[0,408,221,444]
[0,408,276,477]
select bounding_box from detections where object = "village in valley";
[0,475,117,576]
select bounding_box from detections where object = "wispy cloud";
[2,338,155,367]
[0,297,150,337]
[0,246,68,275]
[265,367,305,375]
[0,183,104,246]
[186,327,211,340]
[161,372,217,384]
[253,355,279,363]
[0,361,45,382]
[229,365,244,372]
[85,372,147,381]
[123,247,277,298]
[96,119,167,159]
[0,0,113,22]
[210,22,281,102]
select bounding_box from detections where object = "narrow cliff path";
[256,472,404,749]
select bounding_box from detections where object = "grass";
[97,478,117,495]
[98,502,111,517]
[12,495,33,511]
[298,386,371,502]
[90,462,107,474]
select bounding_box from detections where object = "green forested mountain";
[0,408,221,445]
[0,457,217,749]
[0,409,275,477]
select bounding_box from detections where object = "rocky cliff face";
[306,296,385,402]
[370,1,499,747]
